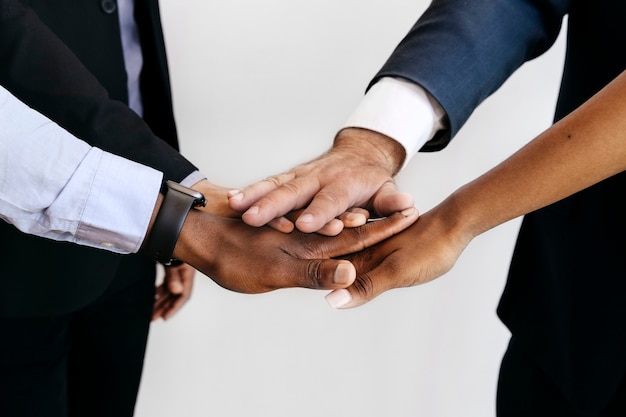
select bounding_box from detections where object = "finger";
[325,266,395,309]
[165,263,195,293]
[338,208,370,228]
[152,305,167,321]
[153,284,167,307]
[372,182,415,216]
[152,306,163,321]
[314,218,344,237]
[293,187,356,233]
[241,176,324,228]
[154,283,167,299]
[282,259,356,290]
[152,311,163,321]
[315,208,418,258]
[152,291,170,321]
[227,172,296,212]
[167,276,184,294]
[165,268,194,319]
[259,258,358,291]
[162,267,182,295]
[153,291,186,321]
[267,216,295,233]
[162,296,187,320]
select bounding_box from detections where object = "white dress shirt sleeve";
[341,77,446,170]
[0,85,163,254]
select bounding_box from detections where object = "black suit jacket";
[0,0,197,316]
[374,0,626,413]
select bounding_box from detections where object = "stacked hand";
[221,128,433,307]
[151,171,419,320]
[155,127,476,314]
[227,128,414,235]
[173,204,419,294]
[328,201,472,308]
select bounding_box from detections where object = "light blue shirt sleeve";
[0,85,163,253]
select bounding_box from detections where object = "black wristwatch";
[144,180,206,265]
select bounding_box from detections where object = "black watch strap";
[144,180,206,265]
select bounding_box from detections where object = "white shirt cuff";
[180,170,207,188]
[341,77,445,170]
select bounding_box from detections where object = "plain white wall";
[135,2,567,416]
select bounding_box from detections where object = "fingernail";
[325,289,352,309]
[246,206,259,215]
[333,263,354,285]
[401,207,417,216]
[298,214,314,224]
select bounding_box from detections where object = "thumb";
[283,259,356,291]
[318,208,418,259]
[372,182,415,217]
[324,269,390,309]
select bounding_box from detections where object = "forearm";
[167,201,419,295]
[326,69,626,309]
[447,70,626,240]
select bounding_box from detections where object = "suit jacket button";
[100,0,117,14]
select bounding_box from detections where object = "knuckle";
[304,259,324,289]
[316,190,341,206]
[280,181,303,197]
[345,226,368,252]
[264,175,283,189]
[311,190,350,216]
[350,274,376,301]
[265,171,297,188]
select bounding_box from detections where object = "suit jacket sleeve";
[0,0,197,182]
[373,0,571,151]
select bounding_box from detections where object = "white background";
[136,1,567,416]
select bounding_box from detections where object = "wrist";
[172,208,222,273]
[142,181,206,265]
[437,188,487,246]
[171,208,200,266]
[191,179,239,218]
[334,127,406,176]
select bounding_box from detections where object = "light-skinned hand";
[227,128,414,235]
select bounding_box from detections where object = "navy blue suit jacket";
[374,0,626,413]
